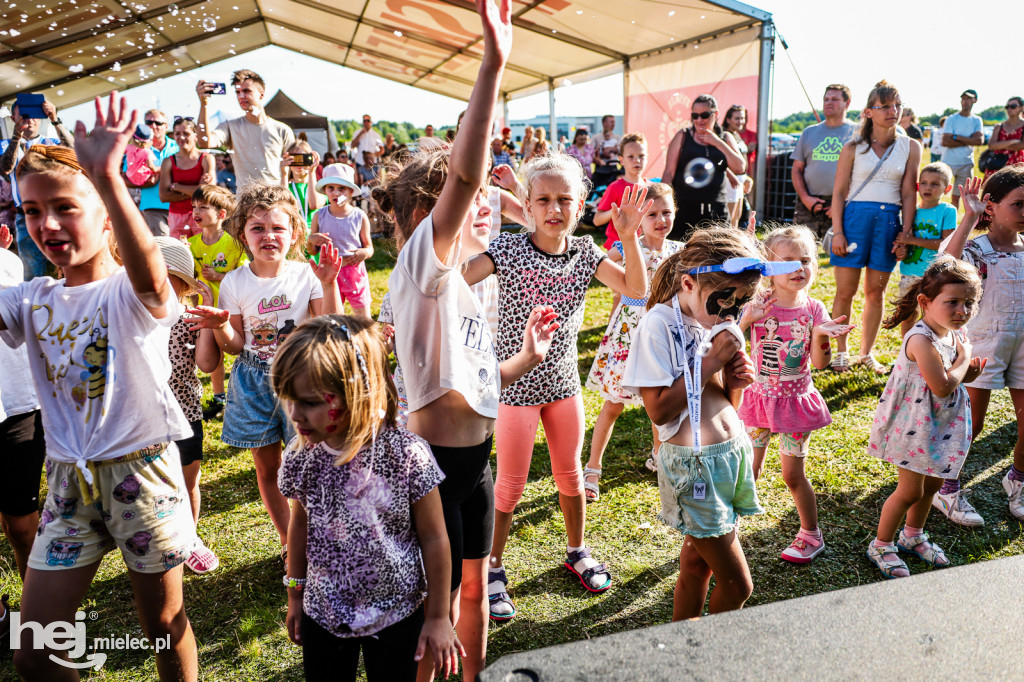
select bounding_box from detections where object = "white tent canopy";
[0,0,774,204]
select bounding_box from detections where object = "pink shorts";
[337,262,371,310]
[168,211,200,240]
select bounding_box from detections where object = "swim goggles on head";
[688,257,803,277]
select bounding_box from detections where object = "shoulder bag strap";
[846,139,898,204]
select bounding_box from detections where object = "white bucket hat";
[154,236,205,295]
[315,163,361,193]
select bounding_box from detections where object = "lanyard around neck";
[672,296,702,454]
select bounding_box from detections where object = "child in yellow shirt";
[187,184,245,417]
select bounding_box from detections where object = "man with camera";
[195,69,295,191]
[0,98,73,278]
[791,84,858,239]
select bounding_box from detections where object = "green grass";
[2,227,1022,681]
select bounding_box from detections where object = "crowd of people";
[2,0,1024,679]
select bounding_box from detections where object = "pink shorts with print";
[337,262,371,310]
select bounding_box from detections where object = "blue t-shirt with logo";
[900,202,957,278]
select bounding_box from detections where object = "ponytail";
[882,277,926,329]
[882,255,982,330]
[647,251,686,311]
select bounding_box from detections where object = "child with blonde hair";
[188,183,343,559]
[584,182,683,497]
[739,225,854,563]
[273,316,463,681]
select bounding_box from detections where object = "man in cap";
[941,89,984,209]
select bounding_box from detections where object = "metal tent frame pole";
[755,18,775,215]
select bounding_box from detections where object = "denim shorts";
[657,435,763,538]
[829,201,901,273]
[222,352,295,449]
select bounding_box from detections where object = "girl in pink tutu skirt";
[739,225,854,563]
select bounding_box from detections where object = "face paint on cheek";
[325,425,338,433]
[705,287,750,320]
[327,409,341,421]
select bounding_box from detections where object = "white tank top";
[848,134,911,205]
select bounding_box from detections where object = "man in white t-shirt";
[195,69,296,192]
[352,114,384,185]
[941,89,984,209]
[592,114,622,188]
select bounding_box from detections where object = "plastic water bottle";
[683,158,715,189]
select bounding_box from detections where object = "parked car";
[770,133,797,154]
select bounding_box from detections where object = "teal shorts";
[657,435,763,538]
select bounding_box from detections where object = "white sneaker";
[1002,473,1024,520]
[931,488,985,527]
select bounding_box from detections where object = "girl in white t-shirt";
[188,183,343,558]
[1,94,200,678]
[622,228,796,621]
[462,153,653,622]
[375,4,558,678]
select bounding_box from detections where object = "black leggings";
[429,436,495,589]
[302,605,424,682]
[670,201,729,241]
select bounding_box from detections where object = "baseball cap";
[961,89,978,100]
[133,123,153,141]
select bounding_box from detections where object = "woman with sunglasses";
[662,94,746,240]
[829,80,922,375]
[160,116,215,239]
[985,97,1024,179]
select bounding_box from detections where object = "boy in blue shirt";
[893,162,957,335]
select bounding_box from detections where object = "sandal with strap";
[487,568,516,622]
[897,530,950,567]
[564,548,612,593]
[866,542,909,579]
[855,354,889,375]
[583,466,601,502]
[831,351,850,373]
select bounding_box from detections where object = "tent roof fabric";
[0,0,769,110]
[263,89,328,128]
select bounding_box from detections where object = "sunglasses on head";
[691,111,715,120]
[173,116,194,123]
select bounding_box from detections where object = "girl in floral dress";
[865,257,984,578]
[583,183,683,498]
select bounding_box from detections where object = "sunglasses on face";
[691,111,715,120]
[1007,103,1021,110]
[145,120,165,126]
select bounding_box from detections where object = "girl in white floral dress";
[865,257,985,579]
[583,183,683,499]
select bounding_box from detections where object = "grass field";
[2,216,1022,681]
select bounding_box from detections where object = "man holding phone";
[0,97,73,278]
[195,69,295,191]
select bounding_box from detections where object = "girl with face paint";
[272,315,465,680]
[738,226,855,564]
[622,228,796,620]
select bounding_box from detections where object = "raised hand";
[478,0,512,66]
[609,184,654,239]
[744,294,777,325]
[0,224,12,250]
[193,279,215,307]
[959,176,987,217]
[745,210,757,236]
[185,305,230,331]
[73,92,138,180]
[491,164,518,192]
[310,241,343,284]
[816,315,856,339]
[521,305,560,362]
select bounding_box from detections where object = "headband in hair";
[325,318,371,391]
[689,257,801,278]
[27,144,85,174]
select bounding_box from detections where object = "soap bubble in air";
[202,16,216,31]
[683,157,715,189]
[168,3,178,15]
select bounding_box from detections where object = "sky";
[58,0,1019,129]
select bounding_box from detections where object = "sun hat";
[315,163,360,193]
[153,236,205,296]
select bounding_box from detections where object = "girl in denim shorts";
[2,96,201,678]
[188,183,344,560]
[624,228,801,620]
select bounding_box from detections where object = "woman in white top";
[829,80,922,374]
